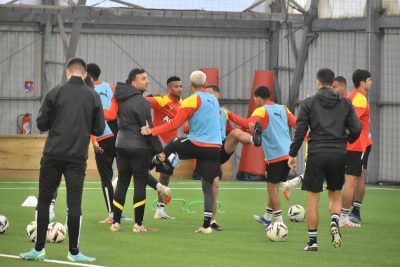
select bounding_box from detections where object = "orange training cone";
[236,70,274,180]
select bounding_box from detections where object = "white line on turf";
[0,187,399,191]
[0,253,109,267]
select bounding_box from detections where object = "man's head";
[127,68,149,92]
[316,68,335,89]
[205,84,220,100]
[352,69,372,92]
[87,63,101,81]
[167,76,183,98]
[189,71,206,92]
[253,86,271,107]
[333,76,347,96]
[66,57,87,80]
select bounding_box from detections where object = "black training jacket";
[289,87,361,157]
[114,82,162,153]
[37,76,105,161]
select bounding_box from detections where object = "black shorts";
[302,152,345,193]
[155,160,174,176]
[266,159,290,184]
[362,145,372,169]
[345,151,363,177]
[167,137,220,182]
[220,139,233,165]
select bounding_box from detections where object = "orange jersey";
[146,94,182,144]
[347,89,371,152]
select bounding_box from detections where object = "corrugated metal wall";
[0,26,42,134]
[1,22,399,182]
[380,29,400,183]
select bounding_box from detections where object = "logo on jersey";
[99,91,109,98]
[163,116,172,123]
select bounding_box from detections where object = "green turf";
[0,180,400,267]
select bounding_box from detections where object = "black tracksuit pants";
[35,156,86,255]
[94,137,117,215]
[113,148,150,226]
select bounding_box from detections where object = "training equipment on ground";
[46,222,66,243]
[266,222,288,241]
[288,204,306,222]
[26,221,37,242]
[0,214,9,234]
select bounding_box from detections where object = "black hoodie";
[114,82,162,153]
[289,87,361,157]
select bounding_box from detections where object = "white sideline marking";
[0,187,399,191]
[0,253,109,267]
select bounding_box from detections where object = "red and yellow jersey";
[151,90,220,148]
[94,81,118,121]
[228,101,296,163]
[347,89,371,152]
[228,101,296,133]
[146,94,182,144]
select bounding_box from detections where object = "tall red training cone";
[236,70,274,181]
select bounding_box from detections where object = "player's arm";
[228,107,268,130]
[103,84,118,121]
[289,98,310,157]
[91,92,106,136]
[145,96,163,111]
[226,119,235,135]
[36,91,53,132]
[137,99,163,153]
[151,95,199,136]
[345,100,362,144]
[183,122,190,134]
[284,106,296,128]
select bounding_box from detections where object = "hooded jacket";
[289,87,361,157]
[114,82,162,153]
[37,76,105,162]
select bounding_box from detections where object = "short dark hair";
[316,68,335,85]
[254,86,271,100]
[352,69,371,88]
[167,76,181,86]
[66,57,86,71]
[87,63,101,80]
[127,68,146,84]
[334,76,347,85]
[205,84,220,93]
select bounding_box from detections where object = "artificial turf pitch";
[0,180,399,267]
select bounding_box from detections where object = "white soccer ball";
[112,177,118,193]
[266,222,288,242]
[0,214,9,234]
[46,222,66,243]
[26,221,37,242]
[288,205,306,222]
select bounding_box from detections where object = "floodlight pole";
[366,0,382,184]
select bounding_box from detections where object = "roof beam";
[243,0,268,12]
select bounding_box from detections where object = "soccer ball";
[0,214,9,234]
[266,222,288,241]
[112,177,118,193]
[288,205,306,222]
[46,222,66,243]
[26,221,37,242]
